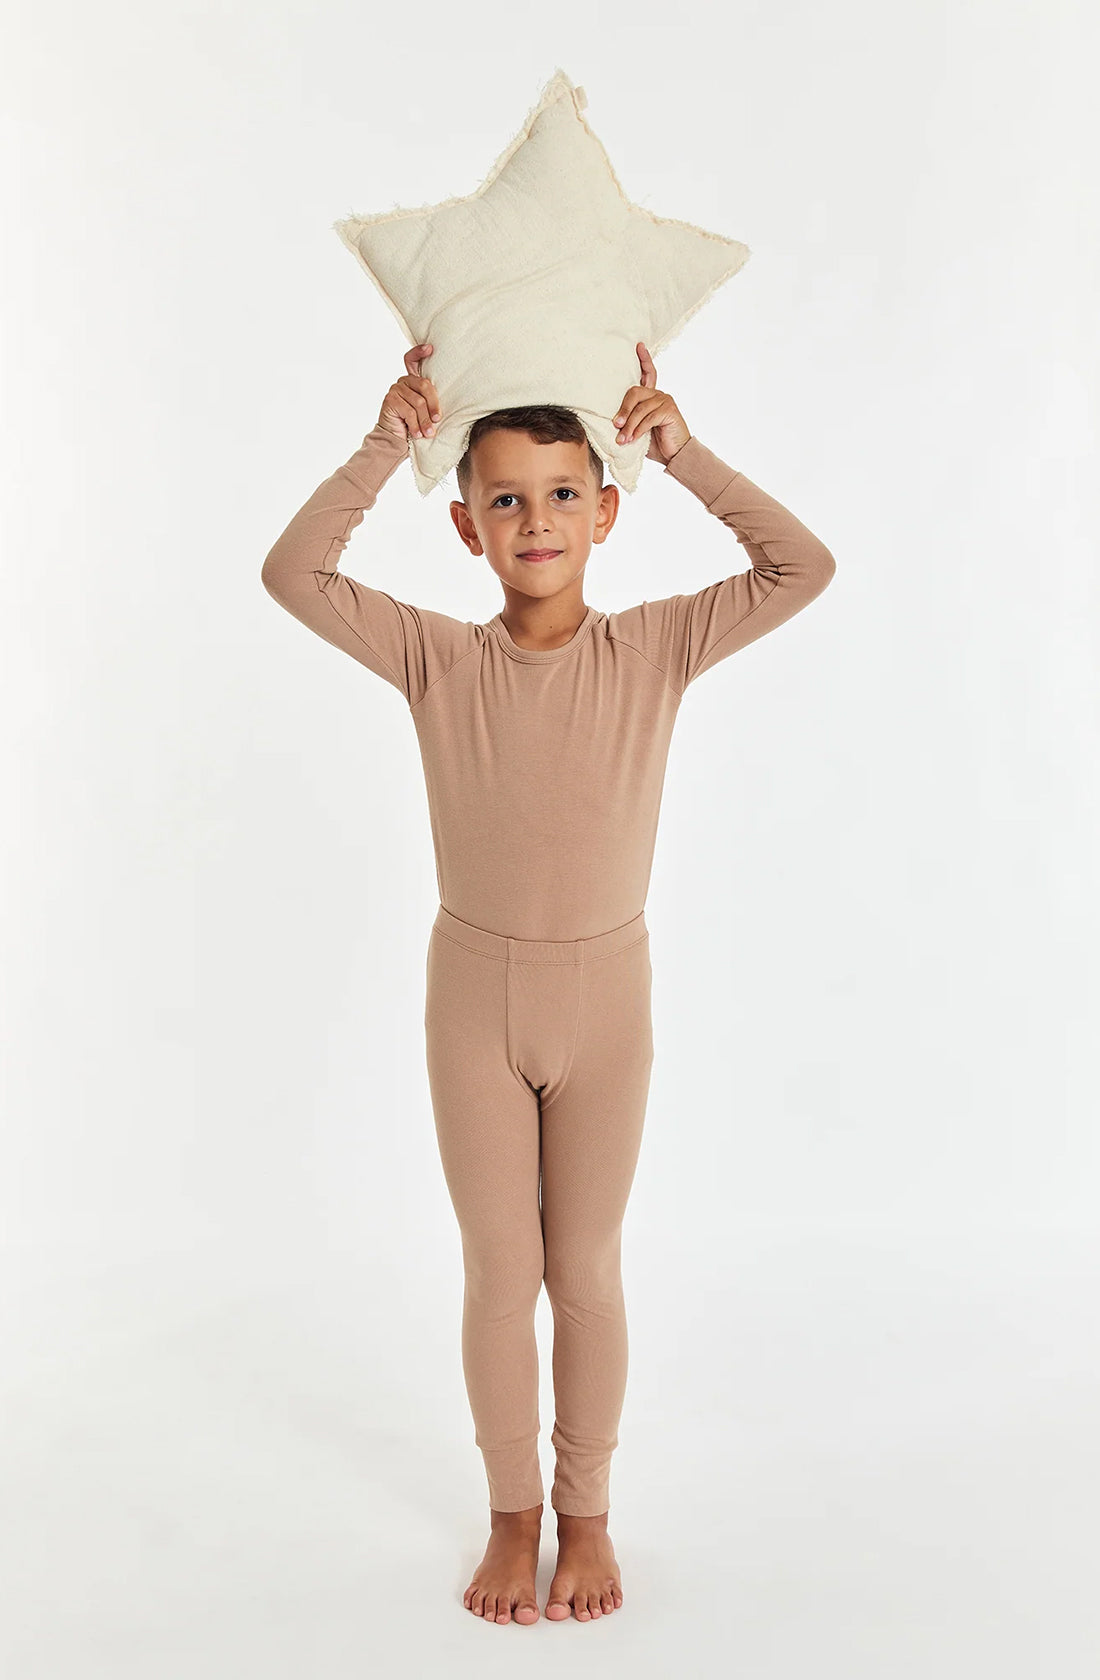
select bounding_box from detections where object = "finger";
[403,342,433,379]
[393,392,430,438]
[408,373,442,423]
[637,341,657,387]
[619,395,668,442]
[612,385,646,425]
[398,378,437,435]
[615,399,645,439]
[617,394,666,442]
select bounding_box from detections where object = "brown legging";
[423,903,654,1517]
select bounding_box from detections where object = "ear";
[449,499,482,555]
[592,481,620,544]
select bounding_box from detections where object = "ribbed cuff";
[482,1438,545,1513]
[340,422,410,499]
[662,433,742,509]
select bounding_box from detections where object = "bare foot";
[545,1510,623,1621]
[462,1503,543,1624]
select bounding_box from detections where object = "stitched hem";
[430,924,648,963]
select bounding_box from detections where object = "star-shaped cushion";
[333,67,750,496]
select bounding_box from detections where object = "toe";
[484,1594,498,1622]
[600,1587,615,1613]
[575,1595,592,1621]
[515,1599,540,1624]
[545,1572,572,1620]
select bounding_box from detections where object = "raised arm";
[261,422,418,692]
[608,434,836,695]
[663,433,835,684]
[606,343,836,694]
[261,345,478,705]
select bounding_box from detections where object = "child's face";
[449,430,619,600]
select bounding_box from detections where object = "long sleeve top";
[261,424,836,940]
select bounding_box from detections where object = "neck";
[498,589,589,651]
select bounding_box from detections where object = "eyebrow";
[485,478,586,491]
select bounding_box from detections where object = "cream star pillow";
[333,67,750,497]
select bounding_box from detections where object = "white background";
[3,1,1098,1673]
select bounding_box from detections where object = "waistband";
[431,904,648,966]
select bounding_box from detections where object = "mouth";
[517,549,563,562]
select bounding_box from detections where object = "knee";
[463,1237,544,1313]
[543,1238,623,1315]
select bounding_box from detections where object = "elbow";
[814,544,837,591]
[260,549,285,602]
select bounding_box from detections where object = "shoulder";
[603,595,692,682]
[368,595,486,706]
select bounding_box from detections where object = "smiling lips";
[517,549,562,561]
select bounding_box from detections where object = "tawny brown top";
[262,424,836,939]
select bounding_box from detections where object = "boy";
[261,340,836,1625]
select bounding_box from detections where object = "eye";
[491,488,578,508]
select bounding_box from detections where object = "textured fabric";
[424,904,654,1515]
[332,67,750,496]
[261,424,837,941]
[262,422,835,1513]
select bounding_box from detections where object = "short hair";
[455,404,604,503]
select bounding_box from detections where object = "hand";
[377,343,442,447]
[612,342,691,464]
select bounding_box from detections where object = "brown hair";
[455,405,604,503]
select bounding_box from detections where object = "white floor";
[2,1225,1096,1679]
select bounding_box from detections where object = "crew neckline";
[488,604,598,663]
